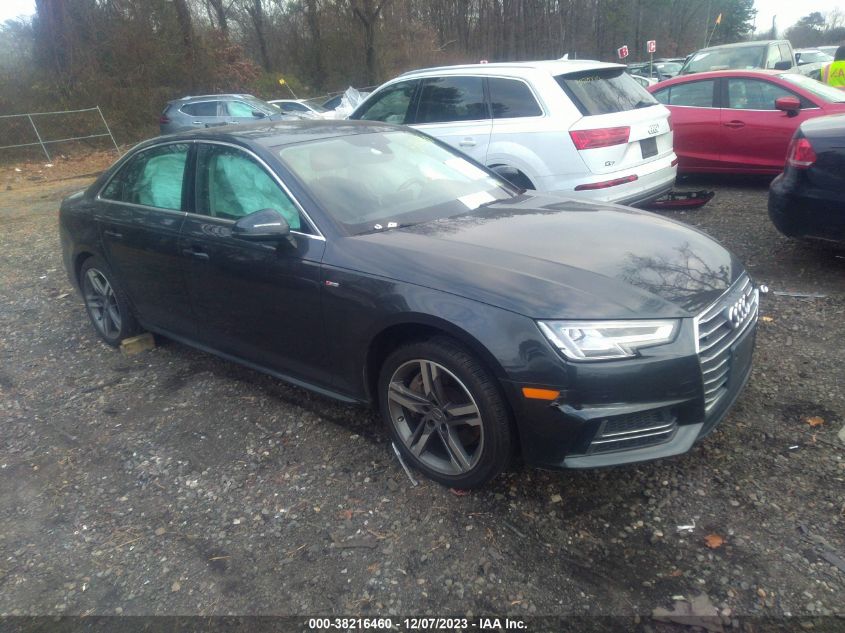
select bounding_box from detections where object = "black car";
[60,121,759,488]
[769,114,845,245]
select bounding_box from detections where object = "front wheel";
[378,337,513,489]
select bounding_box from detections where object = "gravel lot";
[1,170,844,628]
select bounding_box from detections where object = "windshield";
[555,67,657,115]
[779,73,845,103]
[798,51,832,64]
[655,62,682,74]
[683,46,765,73]
[278,131,514,235]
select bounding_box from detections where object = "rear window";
[654,80,716,107]
[182,101,218,117]
[555,68,657,116]
[488,77,543,118]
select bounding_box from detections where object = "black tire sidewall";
[79,256,138,347]
[378,337,512,489]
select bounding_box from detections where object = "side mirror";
[794,53,803,64]
[231,209,290,241]
[773,61,793,71]
[775,96,801,116]
[252,110,267,118]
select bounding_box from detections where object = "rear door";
[180,101,223,129]
[410,75,492,164]
[720,77,815,171]
[95,142,195,335]
[486,76,546,176]
[559,68,672,175]
[652,79,721,170]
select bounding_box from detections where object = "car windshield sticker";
[458,191,496,210]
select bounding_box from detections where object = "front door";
[95,142,195,335]
[720,78,814,172]
[179,142,329,385]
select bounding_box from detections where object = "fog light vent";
[589,409,677,454]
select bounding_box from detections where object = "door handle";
[103,229,123,239]
[182,248,209,261]
[724,120,745,129]
[192,121,203,125]
[459,138,477,147]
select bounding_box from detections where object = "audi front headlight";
[538,320,679,361]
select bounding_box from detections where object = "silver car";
[159,94,292,135]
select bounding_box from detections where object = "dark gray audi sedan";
[60,121,759,488]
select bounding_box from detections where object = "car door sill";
[140,324,365,405]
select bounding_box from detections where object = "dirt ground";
[0,167,844,630]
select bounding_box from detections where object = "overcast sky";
[0,0,839,35]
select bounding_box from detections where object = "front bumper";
[506,280,758,470]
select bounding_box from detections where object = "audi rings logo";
[725,294,752,329]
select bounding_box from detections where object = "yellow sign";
[278,78,286,85]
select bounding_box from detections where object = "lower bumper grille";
[696,275,759,411]
[589,409,677,454]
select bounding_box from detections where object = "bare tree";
[349,0,391,84]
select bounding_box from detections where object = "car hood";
[330,194,745,319]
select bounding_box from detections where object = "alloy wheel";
[83,268,122,338]
[387,359,484,476]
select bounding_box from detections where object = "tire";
[79,256,140,347]
[378,336,513,489]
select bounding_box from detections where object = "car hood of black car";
[330,194,744,319]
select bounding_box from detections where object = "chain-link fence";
[0,106,120,162]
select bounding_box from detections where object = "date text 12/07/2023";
[306,617,528,630]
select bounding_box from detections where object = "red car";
[648,70,845,174]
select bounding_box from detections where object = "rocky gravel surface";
[1,175,844,628]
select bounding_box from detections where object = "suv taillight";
[159,114,170,124]
[786,136,816,169]
[569,127,630,150]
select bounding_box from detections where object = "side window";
[281,102,309,112]
[727,79,793,110]
[778,44,793,64]
[415,76,487,124]
[351,80,418,124]
[195,144,306,232]
[765,45,780,69]
[653,88,670,104]
[488,77,543,118]
[665,80,715,107]
[101,143,189,211]
[226,101,258,117]
[182,102,218,117]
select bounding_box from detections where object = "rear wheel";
[378,337,513,488]
[80,256,140,346]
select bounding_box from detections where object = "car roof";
[692,40,785,53]
[151,120,401,149]
[398,59,623,78]
[170,94,255,103]
[656,69,785,84]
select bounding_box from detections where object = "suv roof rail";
[178,93,254,101]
